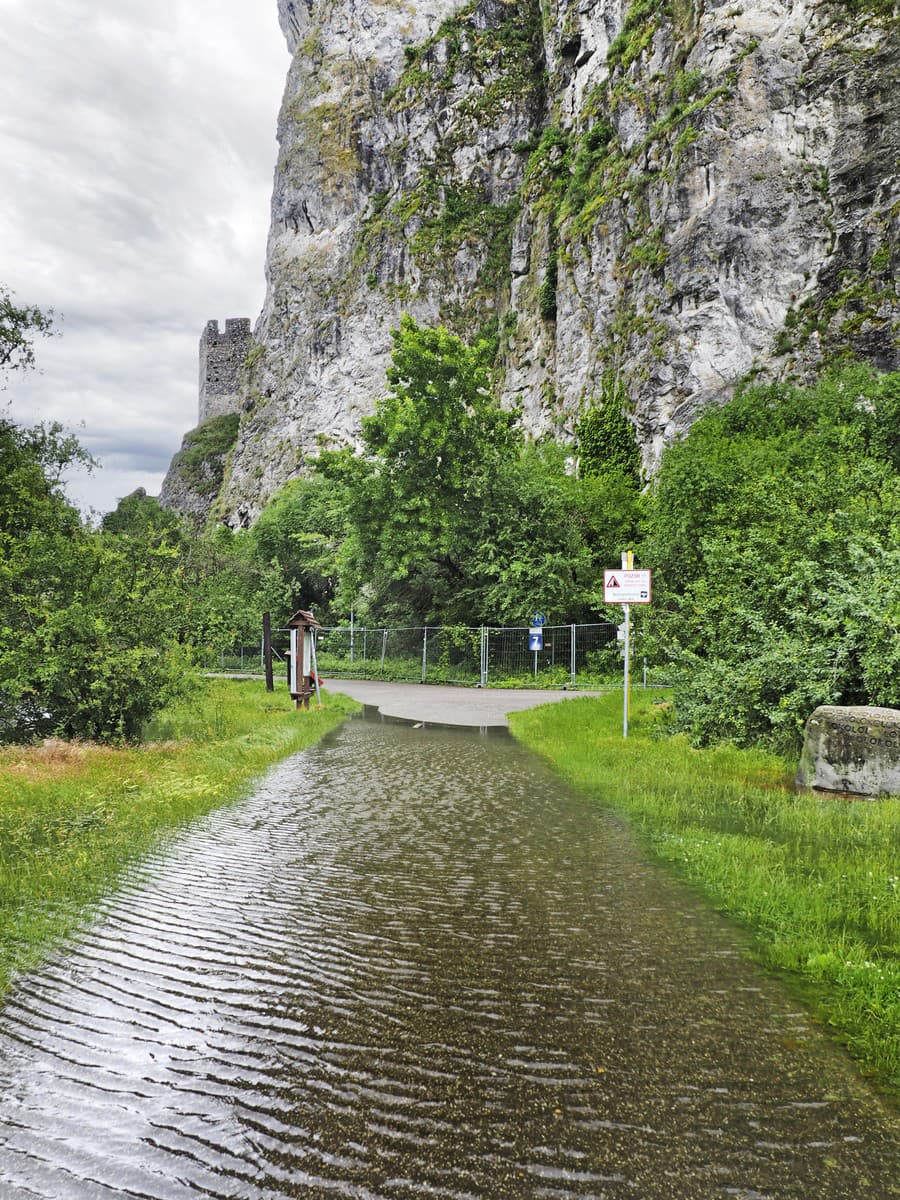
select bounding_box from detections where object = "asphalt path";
[323,678,601,727]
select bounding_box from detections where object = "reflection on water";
[0,718,896,1198]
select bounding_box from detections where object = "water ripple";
[0,718,897,1198]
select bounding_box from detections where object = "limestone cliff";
[212,0,898,524]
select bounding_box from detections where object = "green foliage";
[476,441,621,624]
[785,217,899,359]
[643,364,900,751]
[317,316,517,623]
[248,473,351,619]
[361,0,543,338]
[101,488,184,540]
[838,0,898,15]
[576,378,642,485]
[562,121,613,218]
[0,285,54,379]
[606,0,665,71]
[0,418,192,742]
[538,258,558,319]
[169,413,240,494]
[394,0,543,107]
[313,318,640,627]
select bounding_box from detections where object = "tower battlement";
[199,318,252,424]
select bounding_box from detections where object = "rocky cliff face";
[212,0,898,524]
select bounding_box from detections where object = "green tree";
[643,364,900,750]
[177,526,267,656]
[477,440,640,624]
[101,487,185,541]
[319,316,519,624]
[249,474,350,621]
[0,417,191,742]
[0,286,54,379]
[313,318,643,627]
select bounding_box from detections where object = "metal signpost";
[529,613,545,676]
[603,555,652,737]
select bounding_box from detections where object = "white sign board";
[603,569,652,604]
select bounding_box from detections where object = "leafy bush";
[643,364,900,751]
[0,418,193,743]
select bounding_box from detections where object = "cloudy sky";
[1,0,288,516]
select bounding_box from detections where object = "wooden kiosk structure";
[287,609,322,709]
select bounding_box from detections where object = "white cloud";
[0,0,287,514]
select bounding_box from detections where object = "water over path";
[0,716,896,1198]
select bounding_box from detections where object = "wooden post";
[262,611,274,693]
[287,609,322,711]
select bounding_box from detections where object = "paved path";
[1,719,897,1198]
[324,677,598,726]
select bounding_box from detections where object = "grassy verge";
[0,677,358,995]
[509,691,900,1098]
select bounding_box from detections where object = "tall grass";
[0,678,358,994]
[509,691,900,1097]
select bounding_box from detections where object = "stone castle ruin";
[198,318,251,424]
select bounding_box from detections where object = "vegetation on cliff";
[161,413,240,524]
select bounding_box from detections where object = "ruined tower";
[198,318,252,424]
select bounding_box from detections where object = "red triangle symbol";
[608,575,620,587]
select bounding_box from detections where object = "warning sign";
[603,569,652,604]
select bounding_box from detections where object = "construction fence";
[210,621,663,690]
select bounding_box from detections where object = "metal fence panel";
[216,621,622,688]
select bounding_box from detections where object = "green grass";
[0,678,358,994]
[509,691,900,1098]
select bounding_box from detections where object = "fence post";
[381,629,388,677]
[571,624,576,688]
[421,627,428,683]
[480,626,487,687]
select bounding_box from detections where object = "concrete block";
[796,705,900,797]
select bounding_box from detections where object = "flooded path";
[0,716,896,1199]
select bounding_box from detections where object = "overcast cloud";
[0,0,288,515]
